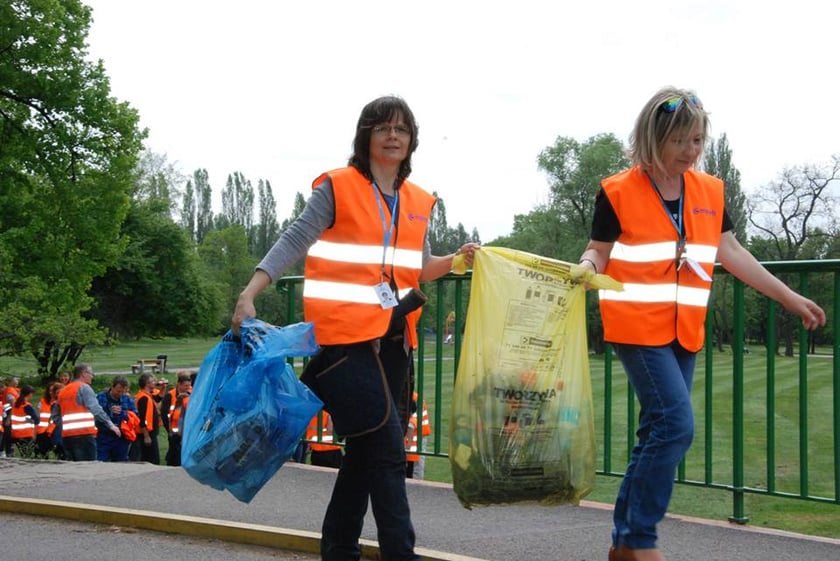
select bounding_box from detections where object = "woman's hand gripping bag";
[449,246,622,509]
[181,319,323,503]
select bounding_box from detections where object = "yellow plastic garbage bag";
[449,246,622,509]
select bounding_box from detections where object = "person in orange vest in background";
[161,371,192,466]
[35,382,56,458]
[46,382,66,460]
[404,392,430,479]
[306,411,342,469]
[130,373,162,464]
[1,376,20,457]
[58,364,121,461]
[96,376,137,462]
[10,384,38,457]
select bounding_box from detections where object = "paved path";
[0,458,838,560]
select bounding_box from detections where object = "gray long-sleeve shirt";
[76,382,118,432]
[257,177,432,282]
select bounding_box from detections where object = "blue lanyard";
[371,182,398,278]
[647,174,684,240]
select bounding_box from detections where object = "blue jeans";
[611,342,696,550]
[97,432,130,462]
[320,399,419,561]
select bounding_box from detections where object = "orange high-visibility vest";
[405,393,431,462]
[58,381,97,438]
[306,411,340,452]
[37,396,51,435]
[303,166,435,347]
[134,391,160,432]
[598,167,724,352]
[166,388,189,434]
[2,387,19,417]
[10,401,36,440]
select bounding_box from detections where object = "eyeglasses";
[660,96,702,113]
[372,124,411,137]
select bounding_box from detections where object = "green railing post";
[798,272,809,498]
[766,299,777,494]
[454,277,465,373]
[729,280,748,524]
[603,309,613,474]
[432,279,446,456]
[704,296,714,484]
[834,270,840,504]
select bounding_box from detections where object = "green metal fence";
[278,259,840,522]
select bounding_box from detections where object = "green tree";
[194,168,213,245]
[220,171,255,235]
[89,199,223,339]
[428,192,451,255]
[135,150,184,214]
[0,0,145,377]
[703,133,747,242]
[535,133,629,259]
[255,179,280,257]
[199,225,258,330]
[702,133,746,351]
[499,133,629,352]
[746,155,839,356]
[180,177,196,242]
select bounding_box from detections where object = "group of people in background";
[302,391,431,480]
[0,366,194,466]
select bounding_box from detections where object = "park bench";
[130,356,167,376]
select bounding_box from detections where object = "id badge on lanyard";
[372,183,399,309]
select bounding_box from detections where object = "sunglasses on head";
[660,96,702,113]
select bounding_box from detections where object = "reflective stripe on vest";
[598,167,724,352]
[37,397,51,434]
[58,381,97,437]
[167,389,188,434]
[303,167,435,346]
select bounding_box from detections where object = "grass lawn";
[2,335,838,539]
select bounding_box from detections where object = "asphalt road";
[0,511,319,561]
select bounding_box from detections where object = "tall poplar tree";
[194,168,213,245]
[255,179,280,257]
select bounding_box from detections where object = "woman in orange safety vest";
[10,384,38,455]
[34,382,59,458]
[1,377,20,457]
[232,96,479,561]
[577,86,826,561]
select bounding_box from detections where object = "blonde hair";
[628,86,710,177]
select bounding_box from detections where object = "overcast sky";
[83,1,840,241]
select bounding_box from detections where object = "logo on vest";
[692,207,717,216]
[407,213,428,222]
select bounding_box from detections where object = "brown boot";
[608,545,666,561]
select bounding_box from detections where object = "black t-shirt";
[590,187,733,242]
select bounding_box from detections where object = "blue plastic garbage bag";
[181,319,322,503]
